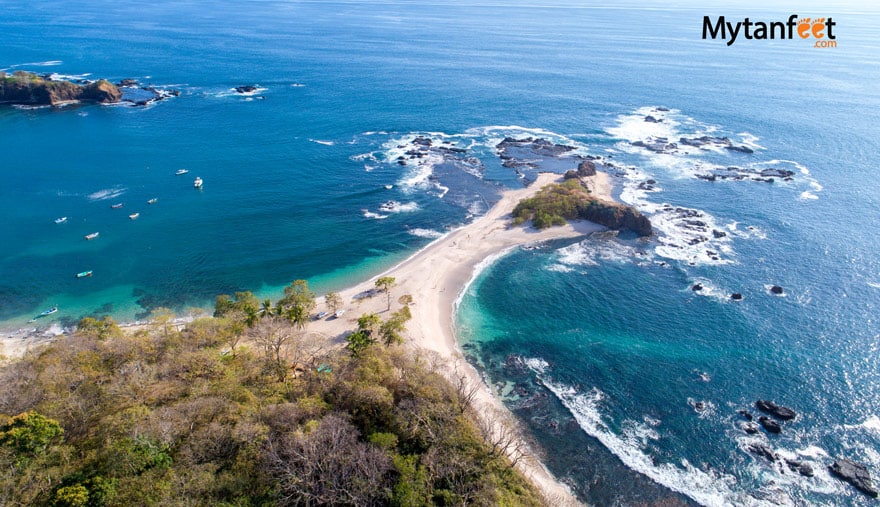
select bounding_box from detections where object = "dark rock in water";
[726,145,755,154]
[747,442,778,462]
[756,400,796,420]
[770,285,784,295]
[656,107,669,112]
[691,283,703,291]
[234,85,258,94]
[758,416,782,433]
[741,422,760,434]
[692,401,706,412]
[738,409,753,421]
[118,78,140,87]
[731,293,743,301]
[829,459,879,497]
[712,229,727,238]
[644,115,661,123]
[563,170,579,180]
[786,459,815,477]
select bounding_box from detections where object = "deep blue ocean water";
[2,1,880,504]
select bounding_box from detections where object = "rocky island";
[0,71,121,106]
[0,71,179,108]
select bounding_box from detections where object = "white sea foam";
[48,72,92,81]
[527,368,753,507]
[522,357,550,375]
[361,209,388,220]
[407,228,443,239]
[738,132,765,151]
[380,201,419,213]
[844,415,880,433]
[88,187,126,201]
[308,138,335,146]
[688,278,730,302]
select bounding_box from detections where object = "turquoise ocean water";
[2,1,880,504]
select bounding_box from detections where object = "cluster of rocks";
[563,160,597,180]
[393,135,471,167]
[496,136,576,168]
[695,166,795,184]
[117,78,180,106]
[630,134,755,156]
[737,400,879,497]
[691,284,784,299]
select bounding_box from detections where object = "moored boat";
[76,270,93,278]
[85,232,99,240]
[194,177,203,188]
[30,306,58,321]
[129,212,140,219]
[147,198,158,204]
[175,168,189,175]
[54,216,67,224]
[111,203,123,209]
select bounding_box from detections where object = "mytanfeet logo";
[703,15,837,48]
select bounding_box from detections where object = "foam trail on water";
[525,360,774,507]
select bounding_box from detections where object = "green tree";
[279,280,316,329]
[346,313,382,356]
[0,412,64,456]
[379,306,412,346]
[53,484,89,507]
[375,276,397,311]
[324,291,342,314]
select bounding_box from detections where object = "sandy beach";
[305,171,611,505]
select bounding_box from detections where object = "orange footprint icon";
[797,18,812,38]
[812,17,826,38]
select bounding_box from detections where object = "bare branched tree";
[475,406,528,468]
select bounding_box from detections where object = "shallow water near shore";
[3,1,880,505]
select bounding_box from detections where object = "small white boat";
[76,271,93,278]
[129,212,140,219]
[110,203,123,209]
[194,177,203,189]
[384,184,393,190]
[30,306,58,321]
[54,216,67,224]
[85,232,99,240]
[175,169,189,175]
[147,198,158,204]
[334,309,345,318]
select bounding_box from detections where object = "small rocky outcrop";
[731,293,744,301]
[577,160,597,177]
[81,80,123,103]
[738,409,753,421]
[741,422,759,434]
[785,459,815,477]
[747,442,777,462]
[829,459,879,498]
[691,283,703,291]
[756,400,796,421]
[770,285,784,295]
[235,85,258,94]
[758,416,781,434]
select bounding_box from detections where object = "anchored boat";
[76,271,93,278]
